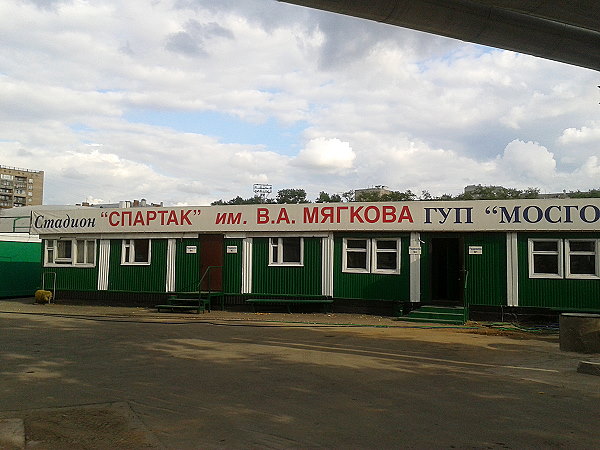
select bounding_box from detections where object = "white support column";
[165,238,176,293]
[409,232,421,303]
[97,239,110,291]
[506,233,519,306]
[241,237,253,294]
[321,234,334,297]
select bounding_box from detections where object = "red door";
[199,234,223,291]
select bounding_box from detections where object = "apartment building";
[0,165,44,208]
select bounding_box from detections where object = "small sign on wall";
[408,246,422,255]
[468,246,483,255]
[226,246,238,254]
[186,246,197,254]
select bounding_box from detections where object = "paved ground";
[1,298,599,449]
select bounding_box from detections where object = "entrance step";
[396,305,466,325]
[155,291,223,314]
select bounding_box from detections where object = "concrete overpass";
[279,0,600,71]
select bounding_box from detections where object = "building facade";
[0,166,44,209]
[30,199,600,317]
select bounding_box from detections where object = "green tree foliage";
[211,195,275,205]
[357,190,417,202]
[568,188,600,198]
[419,190,433,200]
[450,186,540,200]
[212,186,600,205]
[315,191,342,203]
[276,188,309,204]
[342,190,355,202]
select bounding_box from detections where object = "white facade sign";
[468,246,483,255]
[185,245,197,254]
[408,246,422,255]
[30,199,600,235]
[226,246,238,254]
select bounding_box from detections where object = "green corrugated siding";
[223,238,242,294]
[40,240,98,292]
[420,233,507,306]
[333,234,410,301]
[252,237,322,296]
[518,232,600,310]
[42,265,98,291]
[175,238,200,292]
[108,239,167,292]
[0,240,42,297]
[464,233,507,306]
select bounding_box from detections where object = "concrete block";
[0,418,25,449]
[559,313,600,353]
[577,361,600,377]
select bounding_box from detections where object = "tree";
[419,190,433,201]
[355,189,417,202]
[276,188,309,204]
[315,191,343,203]
[341,190,355,202]
[453,186,540,200]
[568,188,600,198]
[211,195,274,205]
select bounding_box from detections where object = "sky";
[1,0,599,206]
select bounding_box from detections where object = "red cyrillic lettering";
[257,208,269,224]
[109,211,120,226]
[180,209,192,225]
[321,207,333,223]
[383,206,396,223]
[303,207,318,223]
[398,206,413,223]
[166,210,179,225]
[350,206,364,223]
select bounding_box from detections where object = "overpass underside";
[280,0,600,71]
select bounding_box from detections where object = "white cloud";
[498,140,557,181]
[294,138,355,172]
[559,123,600,145]
[574,156,600,179]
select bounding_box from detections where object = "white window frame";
[44,239,96,267]
[343,238,401,274]
[268,237,304,266]
[372,238,402,274]
[565,239,599,279]
[528,239,563,279]
[121,239,152,265]
[342,238,371,273]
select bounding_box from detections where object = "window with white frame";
[269,237,303,266]
[566,239,598,279]
[343,238,401,274]
[122,239,151,265]
[343,239,370,272]
[528,239,563,278]
[45,239,96,267]
[373,239,400,273]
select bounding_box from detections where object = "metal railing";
[198,266,223,310]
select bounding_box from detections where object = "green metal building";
[30,199,600,320]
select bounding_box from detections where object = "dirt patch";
[1,402,162,449]
[459,321,559,341]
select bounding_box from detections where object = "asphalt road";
[1,303,599,449]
